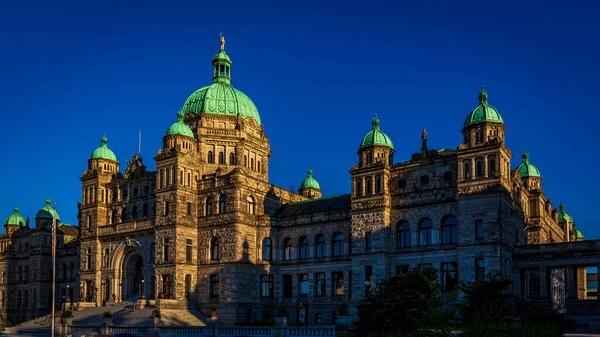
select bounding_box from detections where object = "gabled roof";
[274,194,351,217]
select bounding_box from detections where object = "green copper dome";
[299,170,321,190]
[360,115,394,149]
[35,199,60,221]
[166,114,195,138]
[4,206,27,226]
[91,136,117,162]
[516,149,541,178]
[573,227,584,239]
[557,203,573,223]
[463,86,504,128]
[178,47,262,125]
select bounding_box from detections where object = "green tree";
[460,272,513,325]
[354,268,451,336]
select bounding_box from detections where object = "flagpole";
[51,202,57,337]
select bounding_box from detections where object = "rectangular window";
[365,231,372,250]
[283,275,293,298]
[163,238,169,263]
[185,274,191,298]
[315,273,326,297]
[365,266,373,293]
[260,275,274,298]
[475,259,486,282]
[441,262,458,291]
[332,272,344,296]
[299,274,309,296]
[315,313,323,324]
[395,265,409,275]
[187,202,192,216]
[210,274,220,298]
[164,201,169,215]
[186,239,193,263]
[475,220,484,239]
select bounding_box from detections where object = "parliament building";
[1,39,589,326]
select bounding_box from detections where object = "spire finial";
[307,169,313,177]
[559,202,565,211]
[13,206,19,214]
[45,199,51,206]
[371,114,380,130]
[220,33,225,50]
[478,85,488,103]
[522,148,529,161]
[101,134,108,146]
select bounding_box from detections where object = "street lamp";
[141,279,145,300]
[363,280,371,296]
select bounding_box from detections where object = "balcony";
[98,219,154,236]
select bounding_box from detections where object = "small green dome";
[299,170,321,190]
[557,203,573,223]
[4,206,27,226]
[35,199,60,221]
[463,86,504,128]
[178,48,262,125]
[360,114,394,149]
[516,149,541,178]
[166,114,195,138]
[91,136,117,162]
[573,227,584,239]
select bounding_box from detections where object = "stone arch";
[111,239,148,303]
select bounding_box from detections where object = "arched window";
[247,196,255,215]
[298,236,309,259]
[132,205,138,220]
[419,218,434,246]
[366,177,372,195]
[121,208,127,222]
[208,151,214,164]
[356,179,363,196]
[229,153,236,165]
[210,237,220,261]
[442,215,458,244]
[396,220,411,248]
[111,211,118,224]
[476,160,483,177]
[441,262,458,291]
[488,157,496,175]
[219,194,227,214]
[251,158,255,170]
[375,175,382,194]
[205,198,213,216]
[143,203,149,218]
[464,163,471,179]
[23,266,29,282]
[283,238,292,261]
[257,161,261,172]
[332,232,344,256]
[218,152,225,164]
[315,234,326,258]
[262,238,272,261]
[87,215,92,228]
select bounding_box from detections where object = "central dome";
[178,47,262,125]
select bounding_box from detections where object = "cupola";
[166,114,195,138]
[36,199,59,221]
[517,149,541,178]
[178,36,262,125]
[463,86,504,128]
[358,114,395,167]
[298,169,322,199]
[4,206,27,227]
[557,203,573,223]
[462,86,506,147]
[360,114,394,150]
[573,227,584,240]
[91,135,117,162]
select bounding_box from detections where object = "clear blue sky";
[1,0,598,239]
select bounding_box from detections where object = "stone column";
[470,158,475,179]
[567,266,577,299]
[484,158,488,178]
[458,161,463,180]
[540,266,548,298]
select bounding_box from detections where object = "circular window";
[397,179,407,189]
[443,171,453,183]
[420,175,430,185]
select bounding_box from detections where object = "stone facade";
[1,44,590,327]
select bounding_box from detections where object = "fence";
[68,324,337,337]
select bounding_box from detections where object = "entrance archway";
[122,251,144,301]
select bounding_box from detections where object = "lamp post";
[141,279,145,300]
[66,285,71,311]
[363,280,371,297]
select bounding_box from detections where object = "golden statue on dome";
[220,33,226,50]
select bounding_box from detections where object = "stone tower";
[298,170,322,199]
